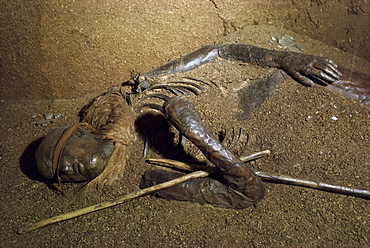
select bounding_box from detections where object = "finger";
[318,70,338,82]
[292,71,315,87]
[321,64,342,80]
[325,59,343,76]
[313,60,342,80]
[324,64,342,79]
[305,65,337,83]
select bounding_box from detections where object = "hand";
[280,53,342,86]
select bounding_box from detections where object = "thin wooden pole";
[254,171,370,200]
[148,156,370,200]
[18,170,209,234]
[19,150,369,234]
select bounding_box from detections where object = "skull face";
[36,126,114,182]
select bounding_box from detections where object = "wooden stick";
[147,150,271,172]
[19,150,369,234]
[239,150,271,162]
[18,170,209,234]
[148,156,370,200]
[254,171,370,200]
[18,151,270,233]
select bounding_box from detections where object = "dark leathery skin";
[140,44,369,106]
[158,96,265,207]
[141,169,262,209]
[278,52,342,86]
[140,45,219,79]
[139,44,370,105]
[140,44,342,89]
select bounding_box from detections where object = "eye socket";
[90,156,98,167]
[58,163,70,173]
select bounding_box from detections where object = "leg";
[141,169,261,209]
[141,96,265,209]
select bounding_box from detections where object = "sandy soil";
[1,27,369,247]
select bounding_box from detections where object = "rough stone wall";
[1,0,369,100]
[284,0,370,61]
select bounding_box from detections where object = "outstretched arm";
[137,44,341,88]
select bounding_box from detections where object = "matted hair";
[80,85,136,191]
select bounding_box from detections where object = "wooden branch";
[148,155,370,200]
[18,170,209,234]
[147,150,271,172]
[255,171,370,200]
[19,149,369,234]
[239,150,271,162]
